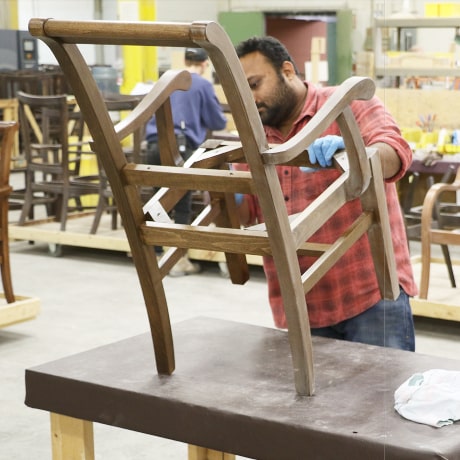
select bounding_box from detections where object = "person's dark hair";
[184,47,208,63]
[235,36,299,75]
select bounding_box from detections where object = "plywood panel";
[376,88,460,129]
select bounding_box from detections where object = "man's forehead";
[240,52,272,75]
[240,50,266,64]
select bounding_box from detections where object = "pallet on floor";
[0,294,41,328]
[410,255,460,322]
[8,213,130,253]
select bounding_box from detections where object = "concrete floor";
[1,236,460,459]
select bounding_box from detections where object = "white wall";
[17,0,119,66]
[154,0,429,67]
[170,0,459,63]
[156,0,221,22]
[16,0,460,72]
[18,0,98,65]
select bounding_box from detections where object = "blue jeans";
[311,288,415,351]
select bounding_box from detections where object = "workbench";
[25,317,460,460]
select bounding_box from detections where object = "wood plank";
[9,214,130,252]
[410,298,460,322]
[0,98,19,157]
[188,248,262,266]
[0,294,41,328]
[50,413,94,460]
[375,88,460,129]
[188,445,235,460]
[410,256,460,321]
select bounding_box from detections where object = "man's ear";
[281,61,296,79]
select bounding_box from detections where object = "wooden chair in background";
[419,165,460,299]
[25,18,401,459]
[0,121,18,303]
[0,69,55,99]
[16,91,99,231]
[402,166,458,288]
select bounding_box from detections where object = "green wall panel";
[218,12,265,45]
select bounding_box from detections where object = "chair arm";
[261,77,375,165]
[421,179,460,228]
[262,77,375,199]
[113,70,191,142]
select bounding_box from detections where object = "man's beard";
[257,76,298,128]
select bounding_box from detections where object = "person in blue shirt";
[145,47,227,276]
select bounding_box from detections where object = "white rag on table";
[394,369,460,427]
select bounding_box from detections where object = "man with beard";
[234,36,418,350]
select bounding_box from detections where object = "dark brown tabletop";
[25,317,460,460]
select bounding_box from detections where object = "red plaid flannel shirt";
[237,82,418,328]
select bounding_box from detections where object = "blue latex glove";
[234,193,244,207]
[299,166,318,173]
[308,135,345,168]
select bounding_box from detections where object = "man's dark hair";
[235,36,300,75]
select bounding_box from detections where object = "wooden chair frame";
[0,121,18,303]
[29,18,399,396]
[16,90,99,231]
[420,166,460,299]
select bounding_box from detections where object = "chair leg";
[0,260,15,304]
[74,196,84,212]
[58,192,69,232]
[0,202,14,303]
[431,174,456,289]
[50,413,94,460]
[110,206,118,230]
[419,229,432,300]
[18,189,33,225]
[440,244,456,288]
[89,195,106,234]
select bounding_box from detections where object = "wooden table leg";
[188,444,235,460]
[50,413,94,460]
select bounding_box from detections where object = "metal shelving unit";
[374,16,460,80]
